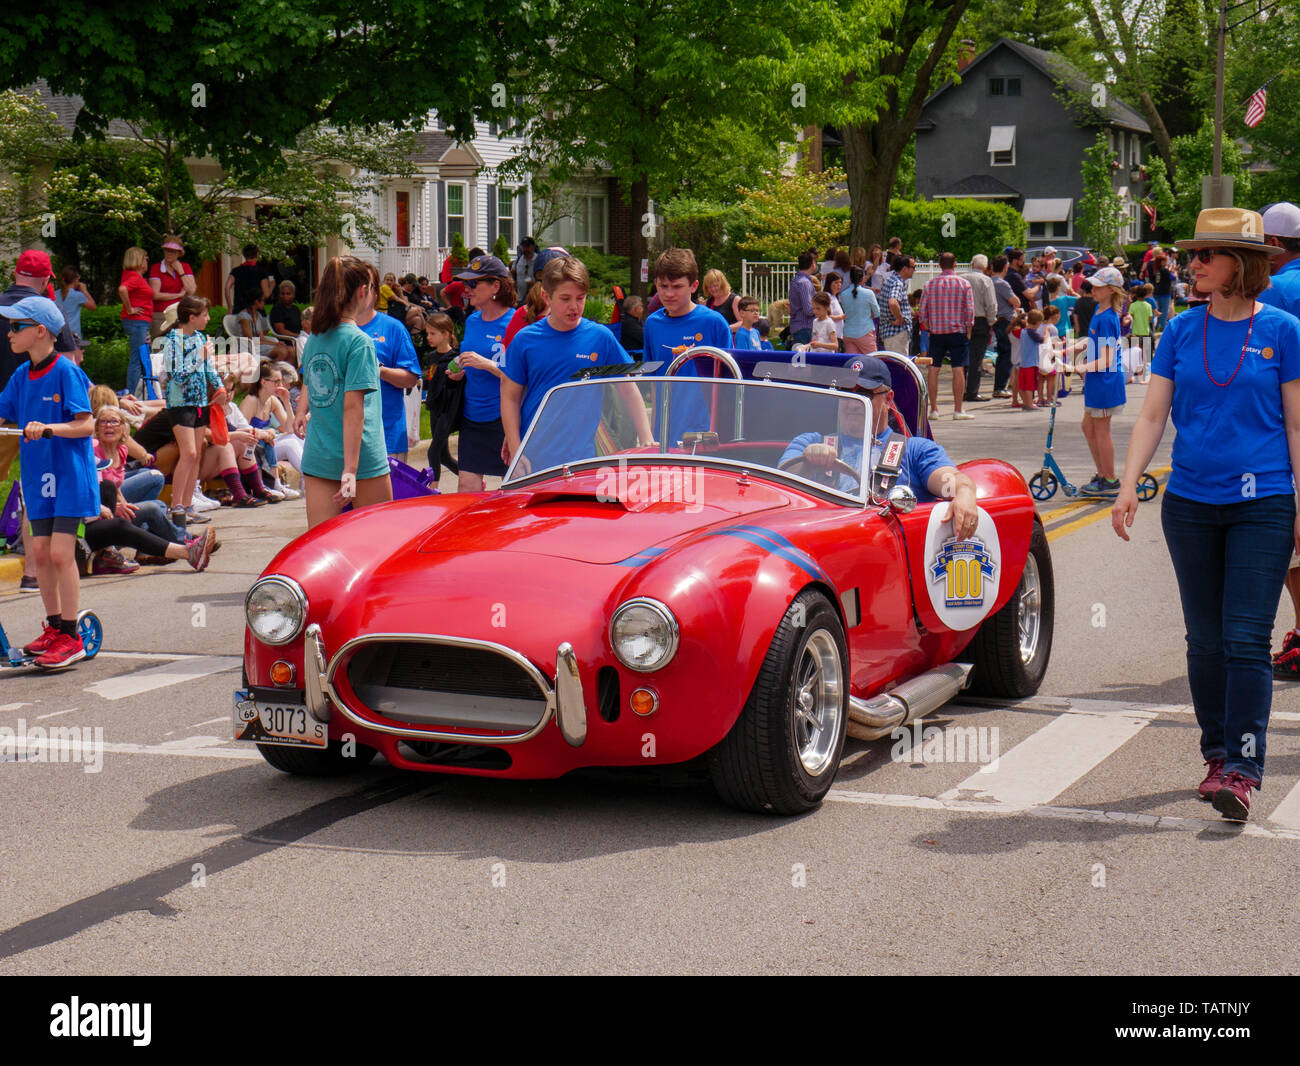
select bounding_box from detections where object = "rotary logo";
[694,333,702,341]
[52,393,60,403]
[1262,346,1275,360]
[930,538,997,608]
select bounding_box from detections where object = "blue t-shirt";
[0,354,98,521]
[54,289,88,341]
[1050,294,1077,331]
[1260,259,1300,320]
[840,285,881,339]
[642,304,732,444]
[504,316,632,441]
[1084,307,1126,409]
[734,326,761,351]
[460,308,512,423]
[300,324,389,482]
[1151,304,1300,504]
[358,313,422,454]
[778,429,951,499]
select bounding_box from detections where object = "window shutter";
[487,184,498,244]
[520,186,530,238]
[437,182,447,249]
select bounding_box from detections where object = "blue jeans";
[132,499,186,544]
[121,467,164,503]
[1155,293,1171,326]
[791,328,812,345]
[1161,490,1295,782]
[122,320,150,394]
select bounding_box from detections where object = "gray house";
[916,38,1152,248]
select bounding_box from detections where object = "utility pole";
[1207,0,1230,207]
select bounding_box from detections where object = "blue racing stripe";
[612,546,670,567]
[704,529,824,583]
[726,524,830,583]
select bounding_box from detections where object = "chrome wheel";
[1017,552,1042,664]
[792,629,844,776]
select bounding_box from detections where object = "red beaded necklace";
[1202,301,1257,388]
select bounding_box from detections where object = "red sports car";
[235,350,1053,814]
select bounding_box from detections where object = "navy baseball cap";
[844,355,892,392]
[454,254,509,280]
[0,295,65,335]
[532,247,571,277]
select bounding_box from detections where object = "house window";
[395,191,410,247]
[988,77,1004,96]
[445,183,466,243]
[1006,77,1021,96]
[987,125,1016,166]
[573,194,607,252]
[1023,199,1073,241]
[497,187,516,247]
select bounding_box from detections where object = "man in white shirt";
[961,254,998,403]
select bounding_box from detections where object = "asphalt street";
[2,379,1299,976]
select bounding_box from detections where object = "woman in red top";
[118,246,154,395]
[148,234,196,338]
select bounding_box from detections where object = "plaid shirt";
[878,271,912,341]
[918,270,975,336]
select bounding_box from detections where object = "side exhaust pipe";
[846,663,972,741]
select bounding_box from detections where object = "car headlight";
[245,577,308,646]
[610,598,679,672]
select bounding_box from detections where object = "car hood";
[417,469,794,563]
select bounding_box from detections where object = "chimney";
[957,38,976,72]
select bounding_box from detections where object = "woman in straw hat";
[1112,208,1300,822]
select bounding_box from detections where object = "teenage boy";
[502,256,654,472]
[642,248,732,444]
[733,296,762,350]
[0,296,99,667]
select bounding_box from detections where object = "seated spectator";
[620,294,645,353]
[131,407,268,510]
[85,474,215,574]
[756,318,775,350]
[394,274,422,319]
[222,374,285,503]
[236,293,279,353]
[733,296,762,350]
[238,364,301,497]
[269,281,302,342]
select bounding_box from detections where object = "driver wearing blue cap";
[779,355,980,537]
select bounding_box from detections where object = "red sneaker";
[1212,771,1260,822]
[1273,630,1300,662]
[1197,757,1225,801]
[35,631,86,669]
[22,621,59,657]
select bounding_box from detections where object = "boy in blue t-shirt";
[0,297,98,668]
[756,318,775,351]
[642,248,732,444]
[733,296,763,350]
[502,257,654,472]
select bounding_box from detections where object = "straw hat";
[1174,207,1283,255]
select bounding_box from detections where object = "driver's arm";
[615,380,655,446]
[927,465,979,540]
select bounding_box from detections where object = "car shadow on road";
[129,759,804,860]
[1064,679,1193,704]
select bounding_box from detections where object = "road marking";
[35,708,77,720]
[957,694,1300,724]
[96,651,223,661]
[0,703,35,712]
[83,655,240,701]
[1043,466,1171,542]
[824,789,1300,841]
[188,717,227,728]
[6,735,260,761]
[1266,780,1300,832]
[938,710,1152,807]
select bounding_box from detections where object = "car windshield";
[505,377,871,502]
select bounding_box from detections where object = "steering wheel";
[779,455,862,488]
[664,345,743,380]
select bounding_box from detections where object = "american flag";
[1245,86,1267,128]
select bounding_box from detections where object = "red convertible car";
[235,349,1053,814]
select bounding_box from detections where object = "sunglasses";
[7,321,39,334]
[1193,248,1237,264]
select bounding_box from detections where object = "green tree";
[0,3,554,168]
[1225,3,1300,208]
[0,88,66,251]
[501,0,800,295]
[1077,132,1124,253]
[737,168,851,261]
[1168,119,1252,239]
[797,0,974,250]
[1143,154,1176,238]
[962,0,1091,56]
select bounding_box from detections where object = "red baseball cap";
[15,250,52,278]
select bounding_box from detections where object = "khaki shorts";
[1084,405,1125,418]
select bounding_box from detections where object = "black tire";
[256,738,377,776]
[961,520,1054,698]
[709,590,848,815]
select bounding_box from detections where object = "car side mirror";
[887,485,916,513]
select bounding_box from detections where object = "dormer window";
[988,77,1021,97]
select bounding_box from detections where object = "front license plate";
[233,691,326,748]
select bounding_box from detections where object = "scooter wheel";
[1029,472,1058,500]
[76,610,103,659]
[1136,473,1159,501]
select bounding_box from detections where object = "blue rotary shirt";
[1260,258,1300,319]
[460,308,512,422]
[1151,303,1300,504]
[0,353,98,520]
[358,312,422,454]
[642,303,732,444]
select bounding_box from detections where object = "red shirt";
[503,305,531,347]
[119,270,153,321]
[148,260,194,309]
[443,280,466,308]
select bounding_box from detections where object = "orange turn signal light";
[630,688,659,716]
[271,660,295,686]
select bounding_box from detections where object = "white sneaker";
[276,484,301,500]
[953,411,976,420]
[192,489,221,511]
[262,488,285,503]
